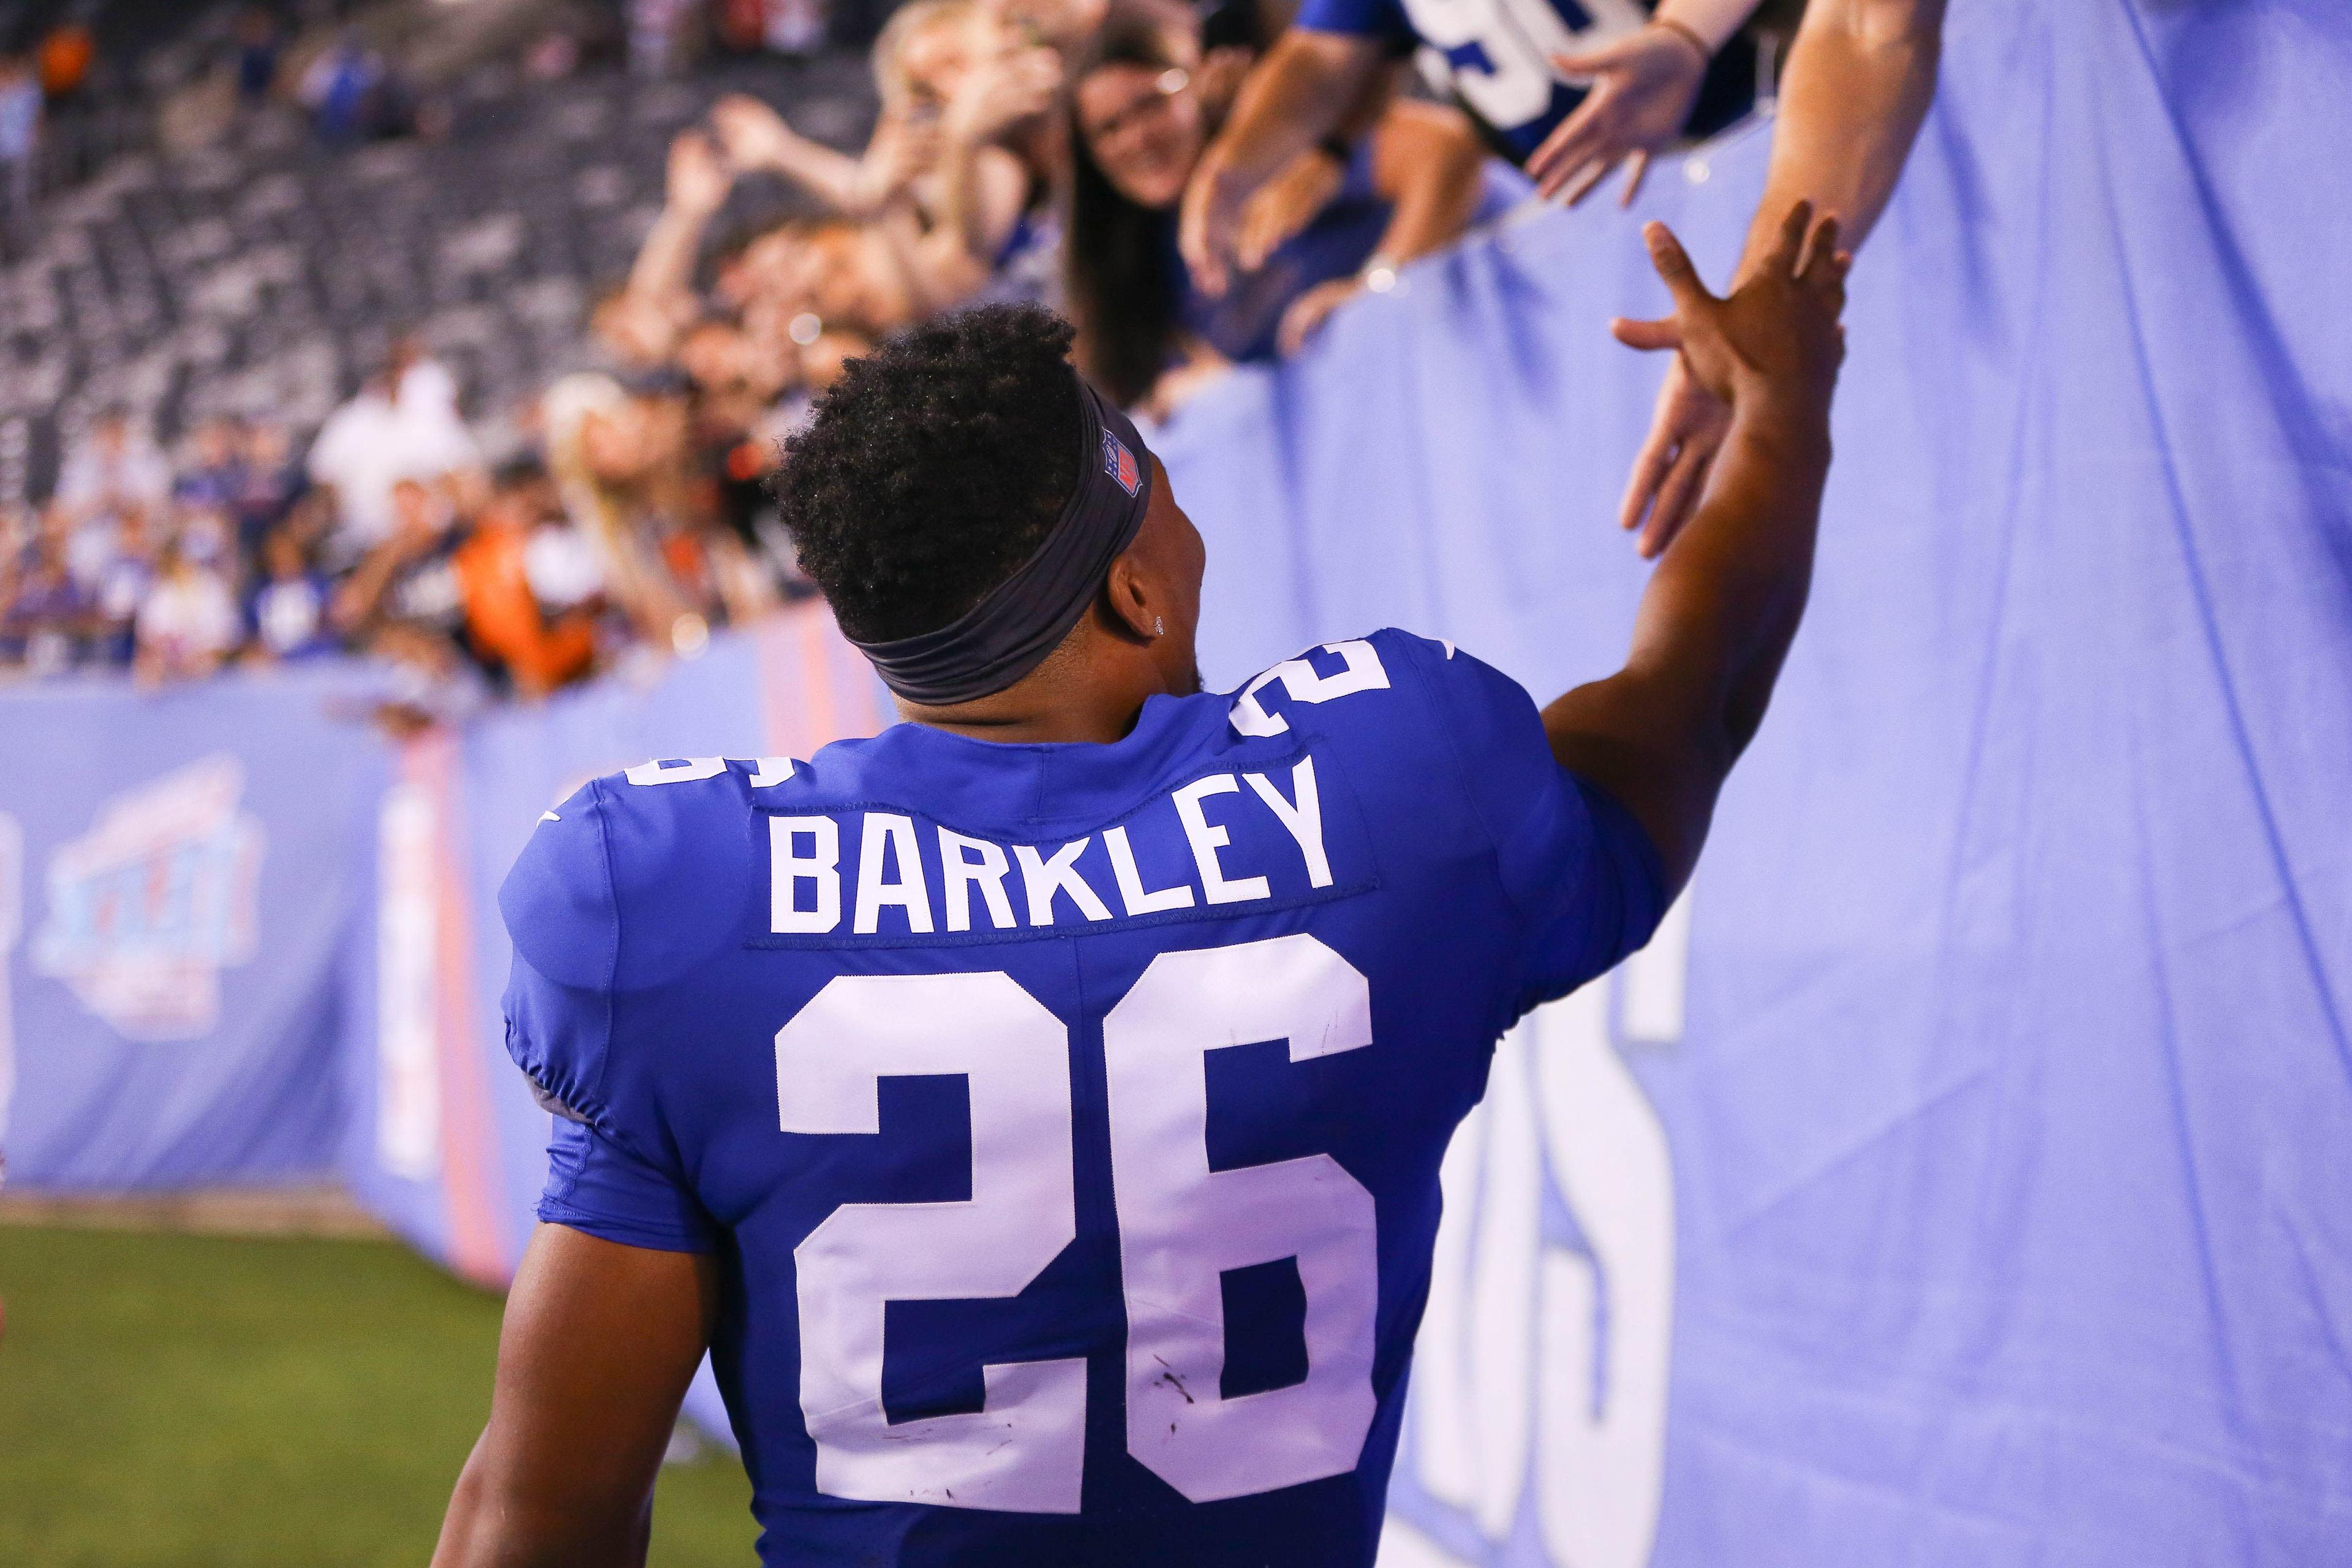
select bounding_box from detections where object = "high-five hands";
[1525,23,1709,208]
[1610,203,1850,556]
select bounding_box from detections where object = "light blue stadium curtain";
[0,665,382,1189]
[1157,0,2352,1561]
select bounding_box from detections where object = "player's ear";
[1102,548,1159,645]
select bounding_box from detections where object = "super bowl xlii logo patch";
[32,756,264,1041]
[1102,429,1140,497]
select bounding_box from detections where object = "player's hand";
[1609,204,1850,555]
[1179,146,1253,299]
[1613,356,1727,558]
[666,129,734,217]
[1234,146,1344,274]
[1275,274,1362,356]
[1525,23,1709,207]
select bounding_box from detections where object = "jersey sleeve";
[1389,633,1668,1016]
[1294,0,1417,50]
[538,1116,720,1253]
[500,778,712,1243]
[499,780,620,1128]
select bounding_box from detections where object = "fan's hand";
[1525,24,1709,207]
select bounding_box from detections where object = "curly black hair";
[774,304,1084,645]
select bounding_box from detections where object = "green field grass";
[0,1224,758,1567]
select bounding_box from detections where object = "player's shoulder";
[500,755,804,991]
[1225,627,1534,753]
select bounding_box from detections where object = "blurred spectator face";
[902,20,980,112]
[810,225,913,335]
[263,527,310,581]
[445,466,494,522]
[389,478,445,544]
[246,421,290,470]
[680,318,747,390]
[682,318,790,402]
[741,225,810,300]
[1077,61,1203,209]
[191,419,240,472]
[583,398,689,485]
[115,508,153,561]
[879,2,986,121]
[743,221,912,338]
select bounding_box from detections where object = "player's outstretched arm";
[1544,202,1850,897]
[433,1224,720,1568]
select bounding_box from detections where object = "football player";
[434,205,1848,1567]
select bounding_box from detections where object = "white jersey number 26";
[775,933,1380,1512]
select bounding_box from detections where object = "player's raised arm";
[1544,202,1850,897]
[432,1224,719,1568]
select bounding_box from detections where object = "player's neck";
[894,653,1170,747]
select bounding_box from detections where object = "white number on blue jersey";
[1104,934,1379,1501]
[1396,0,1642,135]
[777,971,1087,1512]
[774,935,1381,1510]
[1229,638,1392,737]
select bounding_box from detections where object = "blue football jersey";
[500,628,1664,1566]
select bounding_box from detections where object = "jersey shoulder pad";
[1226,628,1536,765]
[499,757,796,1125]
[499,777,621,1124]
[1225,628,1432,742]
[505,756,796,991]
[500,777,620,993]
[1231,628,1569,870]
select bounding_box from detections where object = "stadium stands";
[0,46,876,497]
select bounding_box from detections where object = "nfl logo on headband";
[1101,429,1140,497]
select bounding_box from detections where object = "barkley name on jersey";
[499,628,1664,1567]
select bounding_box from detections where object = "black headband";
[848,380,1156,706]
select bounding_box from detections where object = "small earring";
[1154,616,1166,637]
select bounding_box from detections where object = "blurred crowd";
[0,359,731,719]
[2,0,1792,702]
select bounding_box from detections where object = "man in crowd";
[307,336,480,568]
[433,195,1849,1563]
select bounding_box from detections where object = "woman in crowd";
[1064,0,1508,413]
